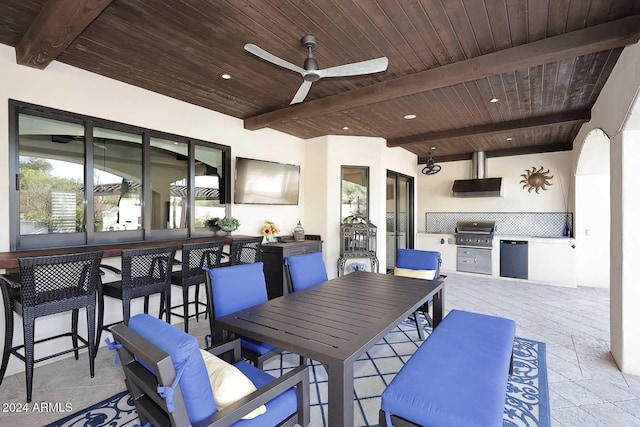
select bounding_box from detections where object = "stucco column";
[610,129,640,375]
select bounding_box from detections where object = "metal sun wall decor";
[520,166,554,193]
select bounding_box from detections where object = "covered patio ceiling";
[1,0,640,163]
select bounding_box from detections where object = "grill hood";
[452,151,502,198]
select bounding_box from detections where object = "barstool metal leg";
[72,308,79,359]
[87,305,96,378]
[23,315,35,403]
[182,286,189,332]
[0,279,13,385]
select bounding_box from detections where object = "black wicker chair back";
[180,241,225,286]
[163,241,225,333]
[121,246,177,297]
[0,251,103,403]
[230,236,263,265]
[97,245,177,348]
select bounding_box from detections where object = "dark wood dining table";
[213,270,445,427]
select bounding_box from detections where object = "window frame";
[9,99,231,251]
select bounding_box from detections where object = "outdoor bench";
[380,309,516,427]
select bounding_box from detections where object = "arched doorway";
[574,128,610,288]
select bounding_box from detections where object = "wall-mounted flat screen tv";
[234,157,300,205]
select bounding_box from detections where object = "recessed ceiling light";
[342,126,349,130]
[221,74,231,80]
[431,146,436,150]
[506,137,513,141]
[489,97,499,103]
[404,114,417,120]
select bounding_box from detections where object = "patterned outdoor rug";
[46,321,550,427]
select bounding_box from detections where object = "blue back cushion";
[396,249,441,279]
[128,314,216,424]
[205,262,268,316]
[285,252,328,292]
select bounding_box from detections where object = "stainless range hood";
[452,151,502,197]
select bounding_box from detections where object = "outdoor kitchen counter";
[416,232,577,287]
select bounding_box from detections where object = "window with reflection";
[150,137,189,230]
[18,115,85,235]
[93,128,143,232]
[10,101,231,251]
[341,166,369,221]
[194,144,226,227]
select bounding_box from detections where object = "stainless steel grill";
[454,220,496,248]
[454,221,496,275]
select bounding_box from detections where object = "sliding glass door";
[386,170,414,271]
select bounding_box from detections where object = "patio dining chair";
[0,251,103,402]
[97,245,177,348]
[111,313,310,427]
[394,248,443,340]
[204,262,283,369]
[284,251,328,293]
[160,240,225,333]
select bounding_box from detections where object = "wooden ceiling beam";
[15,0,113,69]
[418,142,574,164]
[388,109,591,147]
[245,14,640,131]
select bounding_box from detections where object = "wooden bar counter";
[0,235,256,271]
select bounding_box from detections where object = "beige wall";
[571,41,640,375]
[304,135,417,278]
[417,151,573,232]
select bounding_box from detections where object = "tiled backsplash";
[425,212,573,237]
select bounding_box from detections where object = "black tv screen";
[234,157,300,205]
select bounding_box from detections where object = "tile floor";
[1,272,639,426]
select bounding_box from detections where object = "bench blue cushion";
[128,314,216,424]
[381,309,516,427]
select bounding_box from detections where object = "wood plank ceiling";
[1,0,640,164]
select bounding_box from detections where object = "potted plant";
[217,217,240,234]
[205,217,220,231]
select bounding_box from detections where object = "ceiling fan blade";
[290,81,313,104]
[317,56,389,78]
[244,44,305,75]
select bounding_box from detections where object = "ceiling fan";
[421,152,442,175]
[244,35,389,105]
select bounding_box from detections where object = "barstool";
[0,251,103,402]
[160,240,225,333]
[97,245,177,347]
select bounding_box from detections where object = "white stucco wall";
[571,41,640,374]
[417,151,573,232]
[574,129,610,289]
[304,135,417,278]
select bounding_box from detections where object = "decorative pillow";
[199,349,267,419]
[394,267,437,280]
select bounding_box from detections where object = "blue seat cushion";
[381,310,516,427]
[205,262,268,317]
[396,249,441,279]
[240,336,277,355]
[128,314,216,424]
[285,252,328,292]
[231,360,298,426]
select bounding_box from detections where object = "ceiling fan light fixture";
[243,35,388,105]
[421,151,442,175]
